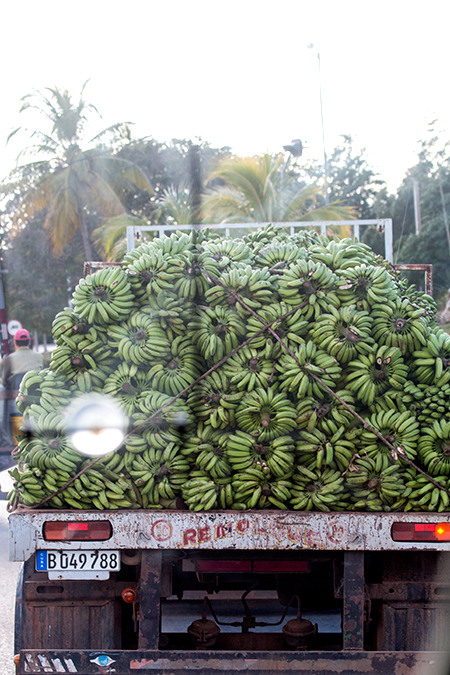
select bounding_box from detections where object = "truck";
[9,219,449,675]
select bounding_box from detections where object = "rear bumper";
[18,649,449,674]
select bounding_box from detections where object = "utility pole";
[0,264,9,357]
[307,44,329,204]
[413,180,421,235]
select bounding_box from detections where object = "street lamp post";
[307,44,329,204]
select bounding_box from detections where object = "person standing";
[2,329,43,391]
[2,329,43,445]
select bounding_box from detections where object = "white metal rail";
[126,219,394,263]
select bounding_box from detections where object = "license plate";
[36,550,121,572]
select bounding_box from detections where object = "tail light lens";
[392,522,450,542]
[43,521,112,541]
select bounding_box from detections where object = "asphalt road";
[0,469,21,675]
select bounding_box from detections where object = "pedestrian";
[2,329,43,445]
[2,329,43,391]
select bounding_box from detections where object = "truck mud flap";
[18,650,448,674]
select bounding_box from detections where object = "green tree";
[393,133,450,297]
[2,214,85,337]
[5,84,153,260]
[300,136,387,219]
[202,153,356,224]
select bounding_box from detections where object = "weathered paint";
[9,510,450,562]
[18,649,449,674]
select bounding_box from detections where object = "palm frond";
[93,214,146,261]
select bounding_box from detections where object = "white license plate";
[36,550,121,573]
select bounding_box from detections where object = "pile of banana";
[9,224,450,513]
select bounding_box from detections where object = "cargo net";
[9,224,450,514]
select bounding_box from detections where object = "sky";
[1,0,449,193]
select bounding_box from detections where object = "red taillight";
[392,522,450,542]
[43,521,112,541]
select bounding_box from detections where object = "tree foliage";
[202,153,356,224]
[4,84,152,260]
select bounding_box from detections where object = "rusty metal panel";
[10,511,450,562]
[343,552,365,651]
[393,263,433,296]
[138,550,162,650]
[17,649,450,674]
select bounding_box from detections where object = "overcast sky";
[1,0,449,192]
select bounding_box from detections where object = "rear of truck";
[9,508,450,674]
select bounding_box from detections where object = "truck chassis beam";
[18,649,448,674]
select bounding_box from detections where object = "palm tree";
[202,153,356,225]
[6,83,153,260]
[93,182,199,261]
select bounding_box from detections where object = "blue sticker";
[36,551,47,571]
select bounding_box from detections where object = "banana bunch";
[310,304,374,363]
[345,345,408,406]
[360,409,420,471]
[309,238,377,271]
[188,305,246,362]
[125,248,186,300]
[181,472,227,511]
[205,264,275,318]
[336,264,396,310]
[108,312,170,365]
[234,475,294,510]
[222,345,274,391]
[187,371,241,429]
[103,362,152,416]
[130,444,190,507]
[146,335,203,395]
[199,239,254,276]
[142,291,192,341]
[418,419,450,477]
[241,223,288,251]
[52,307,91,342]
[296,390,356,434]
[16,370,45,413]
[132,390,191,449]
[50,333,113,392]
[414,383,450,424]
[396,278,438,325]
[276,341,342,399]
[226,430,295,478]
[278,259,339,320]
[371,298,428,354]
[296,426,357,473]
[411,327,450,385]
[72,267,136,325]
[345,457,406,510]
[290,466,348,512]
[170,249,210,300]
[254,242,307,269]
[405,471,450,512]
[246,302,309,358]
[182,426,232,479]
[236,387,297,442]
[17,410,81,472]
[152,231,195,257]
[8,465,48,507]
